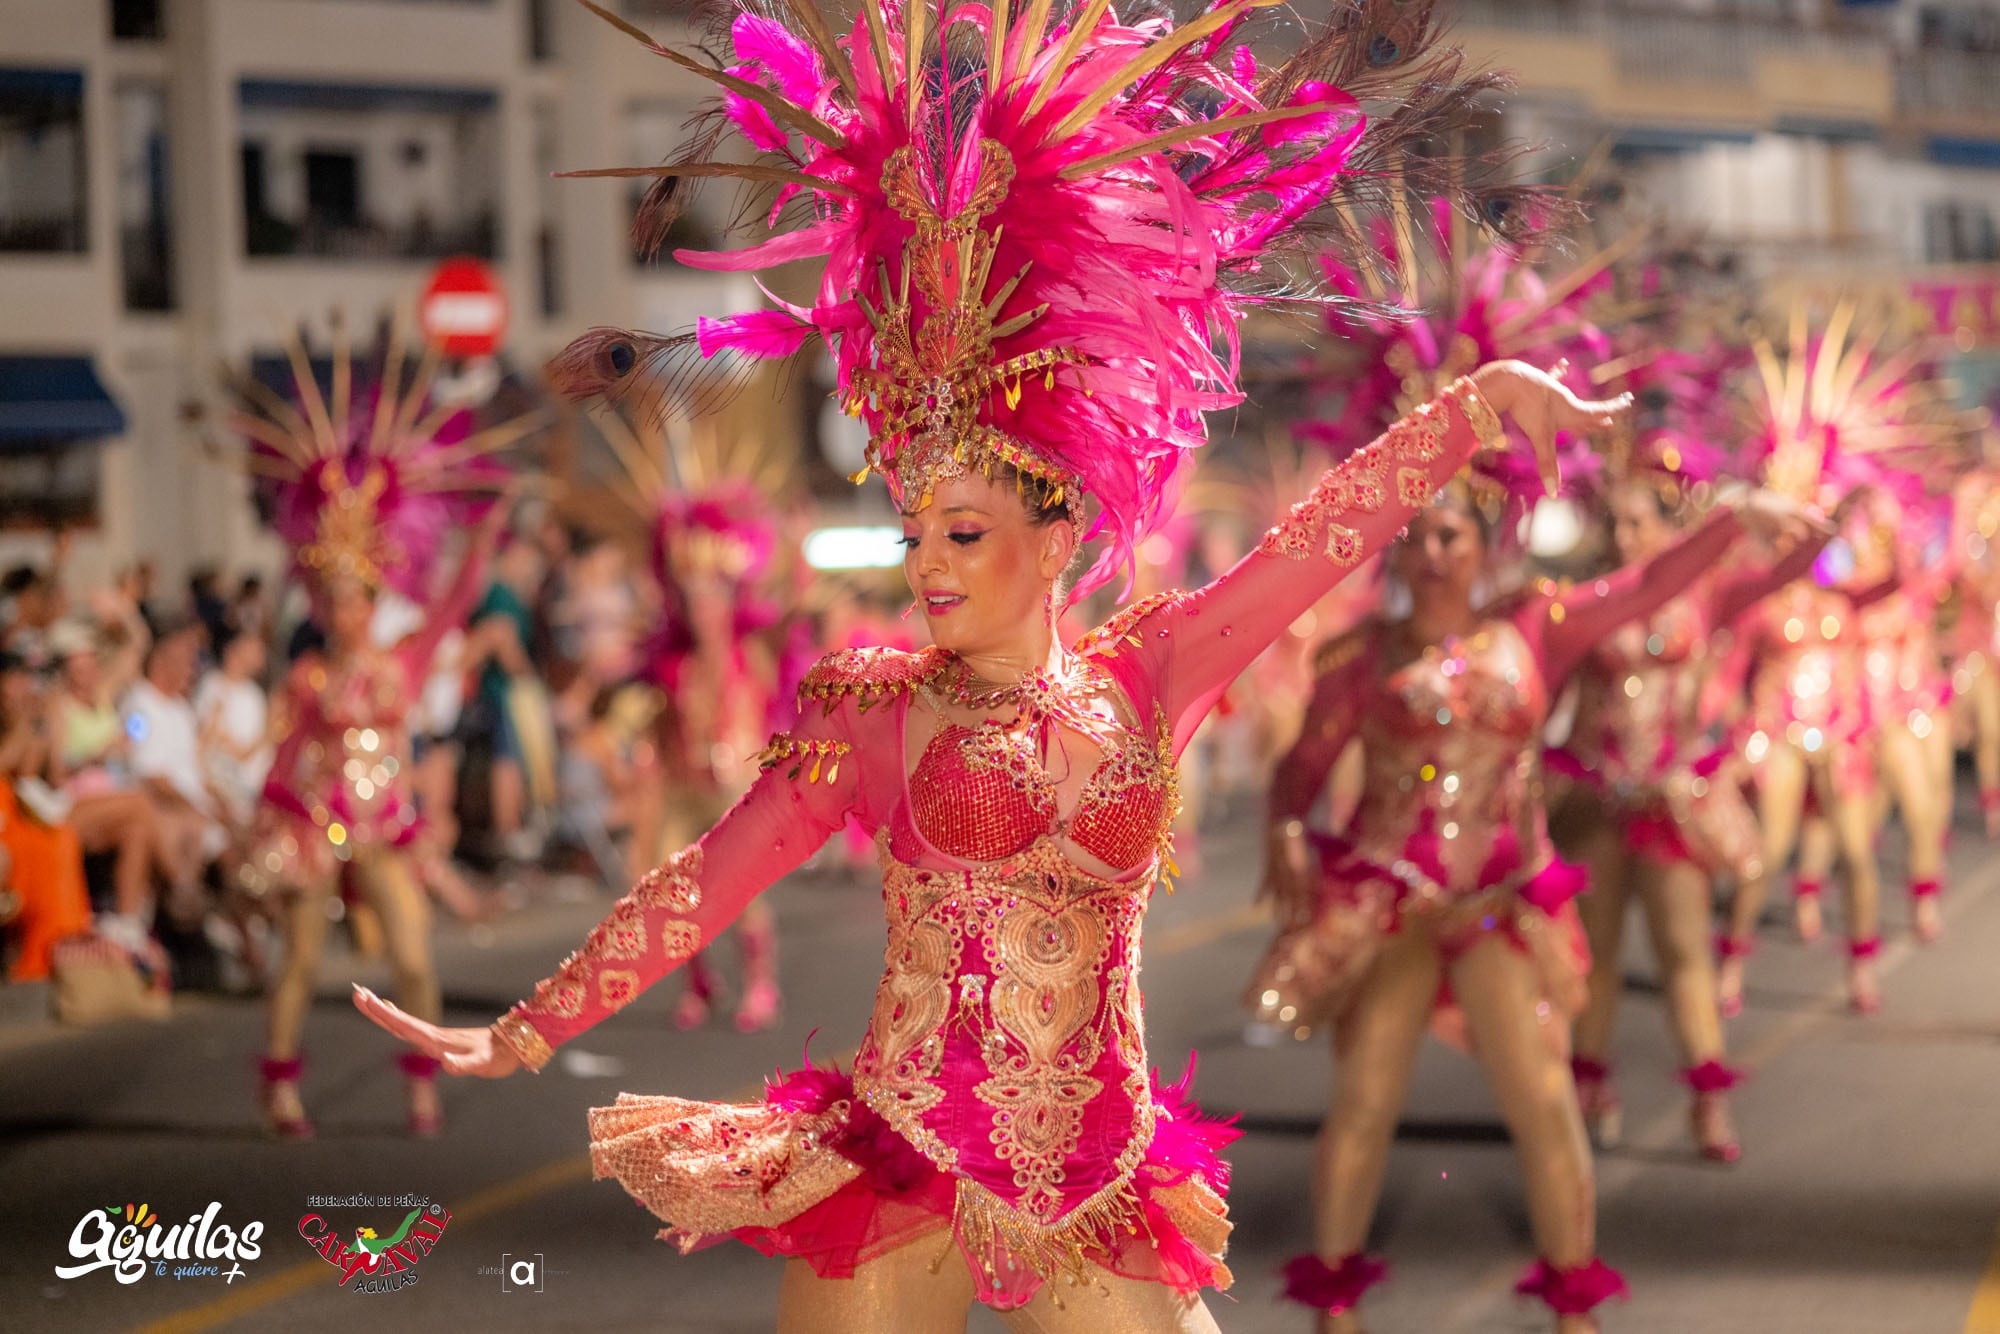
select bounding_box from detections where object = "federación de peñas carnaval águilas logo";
[297,1197,451,1294]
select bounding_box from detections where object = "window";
[111,0,165,41]
[117,81,175,311]
[0,69,86,253]
[529,0,557,62]
[238,80,501,260]
[1925,199,2000,263]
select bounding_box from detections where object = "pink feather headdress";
[1747,300,1975,513]
[218,319,535,601]
[546,0,1555,600]
[1301,201,1610,543]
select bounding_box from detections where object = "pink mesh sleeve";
[492,703,862,1071]
[1542,511,1746,686]
[1080,382,1498,756]
[1269,640,1373,822]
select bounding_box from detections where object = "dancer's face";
[1393,504,1484,612]
[1610,484,1672,564]
[900,471,1075,659]
[325,581,376,653]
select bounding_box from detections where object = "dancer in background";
[1950,462,2000,836]
[1250,444,1816,1332]
[1717,308,1974,1015]
[221,322,534,1137]
[1556,448,1835,1163]
[355,3,1620,1329]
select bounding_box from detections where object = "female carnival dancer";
[1949,462,2000,837]
[223,321,532,1137]
[1716,308,1971,1015]
[1556,430,1836,1163]
[356,2,1625,1328]
[1245,218,1822,1325]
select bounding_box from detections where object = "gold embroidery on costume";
[587,1091,863,1247]
[634,847,703,912]
[516,848,706,1032]
[977,899,1111,1218]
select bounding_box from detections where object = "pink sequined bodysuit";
[490,389,1496,1307]
[241,562,484,895]
[1560,540,1821,874]
[1737,576,1894,796]
[1249,514,1748,1031]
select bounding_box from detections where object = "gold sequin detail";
[799,646,953,715]
[756,734,853,784]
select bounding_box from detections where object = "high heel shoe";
[675,952,717,1030]
[734,979,782,1033]
[399,1052,443,1138]
[1846,938,1882,1014]
[1571,1057,1622,1150]
[1680,1060,1745,1163]
[259,1055,315,1140]
[1910,880,1943,945]
[1715,933,1753,1020]
[1792,880,1824,942]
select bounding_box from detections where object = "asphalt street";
[2,797,1997,1334]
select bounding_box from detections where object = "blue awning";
[0,357,126,451]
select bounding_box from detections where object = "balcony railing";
[1898,49,2000,120]
[1452,0,1883,69]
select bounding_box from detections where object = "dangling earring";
[901,599,917,622]
[1043,587,1056,619]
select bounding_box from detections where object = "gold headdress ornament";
[1749,298,1976,507]
[550,0,1569,601]
[209,311,542,598]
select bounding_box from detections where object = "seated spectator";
[194,628,272,831]
[43,620,176,940]
[124,619,229,913]
[0,651,91,980]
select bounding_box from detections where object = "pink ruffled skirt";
[585,1058,1238,1311]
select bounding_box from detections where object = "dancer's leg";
[776,1239,976,1334]
[1972,668,2000,834]
[1451,934,1610,1332]
[1722,743,1807,1011]
[1792,813,1836,942]
[1309,926,1441,1332]
[999,1266,1222,1334]
[1568,820,1631,1147]
[1636,856,1741,1161]
[1827,778,1884,1012]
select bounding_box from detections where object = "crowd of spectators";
[0,515,684,1012]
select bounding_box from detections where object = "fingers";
[352,984,444,1055]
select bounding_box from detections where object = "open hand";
[1719,482,1832,547]
[353,985,522,1078]
[1472,359,1633,496]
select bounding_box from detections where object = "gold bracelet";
[1444,375,1505,450]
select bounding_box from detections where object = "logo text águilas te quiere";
[298,1202,452,1293]
[56,1202,263,1284]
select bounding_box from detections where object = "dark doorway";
[303,149,361,229]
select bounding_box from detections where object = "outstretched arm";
[1079,363,1628,756]
[402,499,514,672]
[1542,512,1745,687]
[1708,526,1836,629]
[358,699,863,1074]
[1263,636,1371,920]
